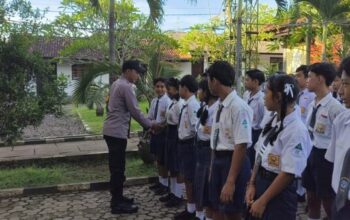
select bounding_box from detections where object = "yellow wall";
[283,45,307,74]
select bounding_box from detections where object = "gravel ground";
[22,114,87,139]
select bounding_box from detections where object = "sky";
[29,0,277,31]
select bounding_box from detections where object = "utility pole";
[225,0,234,64]
[109,0,116,84]
[235,0,243,95]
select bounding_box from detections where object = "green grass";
[0,156,156,189]
[74,101,149,134]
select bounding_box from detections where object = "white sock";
[170,177,177,194]
[307,218,321,220]
[158,176,162,184]
[175,183,185,198]
[206,218,213,220]
[186,203,196,213]
[196,211,205,220]
[160,177,168,187]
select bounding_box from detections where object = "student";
[148,78,171,195]
[294,65,315,202]
[244,69,266,167]
[158,77,185,207]
[207,61,252,220]
[325,56,350,220]
[332,71,343,103]
[295,65,316,124]
[245,74,312,220]
[174,75,200,220]
[193,78,219,220]
[302,62,345,220]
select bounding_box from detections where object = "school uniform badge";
[315,123,326,134]
[293,143,303,157]
[268,153,280,168]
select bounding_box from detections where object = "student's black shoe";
[165,196,183,208]
[149,182,162,191]
[297,194,306,203]
[174,210,195,220]
[159,193,174,202]
[154,185,168,195]
[122,195,134,204]
[111,202,138,214]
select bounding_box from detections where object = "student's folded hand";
[245,184,255,206]
[249,198,266,218]
[220,182,235,203]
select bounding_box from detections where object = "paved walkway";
[0,138,139,162]
[0,184,312,220]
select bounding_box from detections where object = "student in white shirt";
[294,65,315,203]
[244,69,266,167]
[332,71,343,103]
[207,61,253,220]
[174,75,200,220]
[245,74,312,220]
[302,62,345,220]
[325,56,350,220]
[158,77,185,208]
[193,78,219,220]
[148,78,171,195]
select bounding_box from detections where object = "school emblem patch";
[315,123,326,134]
[293,143,303,157]
[242,119,248,129]
[268,154,280,168]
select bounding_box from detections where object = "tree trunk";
[235,0,243,95]
[225,0,233,63]
[109,0,116,85]
[322,21,328,61]
[306,16,312,65]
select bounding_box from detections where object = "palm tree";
[294,0,350,61]
[89,0,165,83]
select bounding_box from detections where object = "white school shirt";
[196,100,219,141]
[178,95,200,140]
[166,98,184,126]
[325,110,350,200]
[255,109,312,176]
[148,94,171,124]
[245,90,265,130]
[306,93,345,149]
[297,88,316,124]
[210,90,253,151]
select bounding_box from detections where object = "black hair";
[262,74,299,145]
[246,69,266,85]
[197,79,218,125]
[340,56,350,77]
[122,59,147,75]
[308,62,336,86]
[153,77,166,86]
[207,61,235,87]
[166,77,180,101]
[179,75,198,93]
[166,77,179,89]
[296,65,309,78]
[275,71,287,75]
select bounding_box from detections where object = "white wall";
[56,62,109,96]
[174,61,192,78]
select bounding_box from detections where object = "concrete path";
[0,184,313,220]
[0,138,139,162]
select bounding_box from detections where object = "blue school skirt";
[193,139,211,208]
[164,124,179,173]
[177,138,196,182]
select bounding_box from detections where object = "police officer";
[103,60,156,214]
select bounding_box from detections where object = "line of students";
[146,58,350,220]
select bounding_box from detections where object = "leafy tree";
[0,34,49,144]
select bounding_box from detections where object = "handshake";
[149,122,165,135]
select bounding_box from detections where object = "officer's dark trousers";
[104,135,127,204]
